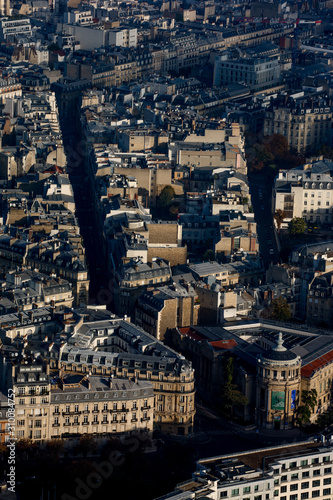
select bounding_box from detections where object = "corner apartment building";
[58,317,196,436]
[264,93,332,154]
[272,158,333,227]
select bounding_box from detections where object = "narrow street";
[60,118,110,305]
[249,175,279,269]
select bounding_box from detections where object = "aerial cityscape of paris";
[1,0,333,498]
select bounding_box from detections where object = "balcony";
[131,418,138,423]
[141,406,151,411]
[82,422,89,425]
[52,423,60,427]
[141,417,150,422]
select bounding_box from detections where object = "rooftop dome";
[262,332,297,362]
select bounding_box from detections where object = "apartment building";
[14,362,51,442]
[272,158,333,227]
[306,272,333,327]
[156,442,333,500]
[12,361,154,442]
[0,18,32,41]
[135,283,199,341]
[49,376,154,440]
[213,43,281,92]
[57,317,196,436]
[264,93,332,154]
[115,258,172,318]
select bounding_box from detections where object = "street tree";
[296,389,318,426]
[219,357,248,418]
[274,209,286,232]
[289,217,306,236]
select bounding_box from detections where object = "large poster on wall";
[271,391,285,411]
[291,389,296,410]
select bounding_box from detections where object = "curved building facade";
[256,333,302,429]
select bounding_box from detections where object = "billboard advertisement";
[291,389,296,410]
[271,391,285,411]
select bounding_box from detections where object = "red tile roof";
[209,339,237,350]
[301,349,333,378]
[179,327,206,341]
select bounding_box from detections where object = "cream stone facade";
[256,333,302,430]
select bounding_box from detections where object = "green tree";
[296,389,318,426]
[289,217,306,236]
[274,209,286,232]
[47,43,61,51]
[203,249,215,261]
[157,186,175,216]
[219,357,248,418]
[271,296,292,321]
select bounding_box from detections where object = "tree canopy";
[297,389,318,426]
[247,134,305,174]
[288,217,306,236]
[218,357,248,418]
[274,209,286,231]
[157,185,175,217]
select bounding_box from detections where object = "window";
[30,398,36,405]
[313,470,321,476]
[301,494,309,500]
[220,493,227,498]
[74,405,79,413]
[323,456,330,463]
[312,492,320,498]
[323,489,331,496]
[291,473,299,480]
[291,484,298,491]
[281,486,287,493]
[301,460,308,466]
[281,475,288,482]
[324,468,332,474]
[324,478,331,485]
[290,462,297,468]
[290,495,298,500]
[302,472,310,478]
[231,489,239,496]
[312,481,320,487]
[243,487,250,494]
[312,458,319,464]
[83,416,88,424]
[301,482,309,489]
